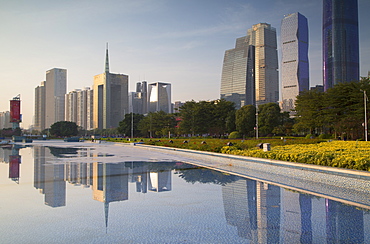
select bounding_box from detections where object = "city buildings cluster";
[33,46,172,131]
[0,0,362,131]
[220,0,360,114]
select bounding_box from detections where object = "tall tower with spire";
[93,44,129,129]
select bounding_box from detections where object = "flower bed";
[221,141,370,171]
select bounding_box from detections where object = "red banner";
[10,100,21,123]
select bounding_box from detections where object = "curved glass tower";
[281,12,309,114]
[323,0,359,91]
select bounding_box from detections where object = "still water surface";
[0,145,369,243]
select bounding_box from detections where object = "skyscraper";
[248,23,279,106]
[281,13,309,114]
[220,23,278,108]
[93,45,129,129]
[148,82,172,113]
[34,81,45,131]
[323,0,359,90]
[34,68,67,131]
[220,37,255,109]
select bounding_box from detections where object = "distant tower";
[323,0,359,90]
[281,13,309,115]
[148,82,172,113]
[93,44,129,129]
[10,94,21,130]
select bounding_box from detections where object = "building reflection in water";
[1,145,367,242]
[221,178,369,243]
[0,145,23,183]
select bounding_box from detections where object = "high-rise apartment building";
[34,68,67,131]
[323,0,359,90]
[281,13,309,114]
[0,111,11,129]
[220,23,278,108]
[220,37,255,109]
[34,81,45,131]
[65,87,92,129]
[45,68,67,129]
[93,46,129,129]
[86,88,94,130]
[148,82,172,113]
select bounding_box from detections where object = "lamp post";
[364,90,368,141]
[255,105,259,140]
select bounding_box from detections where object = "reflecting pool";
[0,144,369,243]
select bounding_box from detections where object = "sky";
[1,0,369,129]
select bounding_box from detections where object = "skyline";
[1,0,369,128]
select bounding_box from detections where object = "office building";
[323,0,359,90]
[129,81,148,114]
[281,13,309,114]
[248,23,279,106]
[148,82,172,113]
[220,23,278,108]
[220,37,255,109]
[93,45,129,129]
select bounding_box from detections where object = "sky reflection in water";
[0,145,369,243]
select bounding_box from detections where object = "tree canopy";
[294,77,370,139]
[50,121,78,137]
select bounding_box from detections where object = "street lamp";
[363,90,368,141]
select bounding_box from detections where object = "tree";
[294,89,327,134]
[178,99,235,136]
[236,105,256,137]
[118,113,145,137]
[138,111,177,137]
[209,99,236,135]
[50,121,78,137]
[294,78,370,139]
[258,103,281,136]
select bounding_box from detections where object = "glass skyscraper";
[220,23,278,109]
[220,37,255,109]
[281,12,309,114]
[323,0,359,91]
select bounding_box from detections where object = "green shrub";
[318,134,332,139]
[228,131,241,139]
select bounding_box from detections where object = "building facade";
[93,46,129,129]
[281,13,309,114]
[0,111,11,129]
[220,23,278,108]
[129,81,148,114]
[45,68,67,129]
[247,23,279,106]
[34,68,67,131]
[323,0,359,90]
[220,37,255,109]
[65,87,92,130]
[34,81,45,131]
[148,82,171,113]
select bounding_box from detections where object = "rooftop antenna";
[105,42,110,73]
